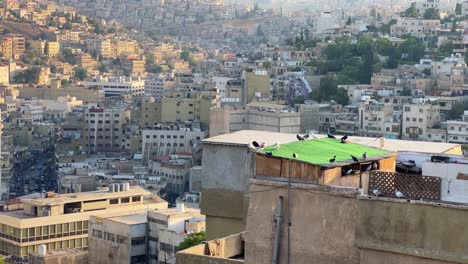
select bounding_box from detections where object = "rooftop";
[261,138,390,165]
[22,186,149,206]
[203,130,461,154]
[108,214,147,225]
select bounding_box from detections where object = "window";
[132,196,141,202]
[121,197,130,203]
[117,235,127,244]
[92,229,102,239]
[160,242,173,253]
[110,199,119,205]
[131,237,146,246]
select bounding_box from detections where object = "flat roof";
[261,138,390,165]
[108,214,147,225]
[203,130,461,154]
[22,186,149,206]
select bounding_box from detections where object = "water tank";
[123,182,130,191]
[115,183,121,192]
[38,244,47,256]
[109,184,115,193]
[176,203,185,213]
[119,183,125,192]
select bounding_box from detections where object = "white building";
[83,76,145,97]
[402,103,441,141]
[390,18,440,38]
[147,206,205,264]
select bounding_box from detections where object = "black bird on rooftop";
[341,135,348,142]
[303,134,310,140]
[266,152,273,156]
[351,155,359,163]
[327,133,336,139]
[252,141,260,148]
[329,155,336,163]
[293,153,298,159]
[296,134,305,141]
[362,152,367,160]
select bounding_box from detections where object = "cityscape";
[0,0,465,263]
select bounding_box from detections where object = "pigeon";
[303,134,310,140]
[272,142,280,150]
[351,155,359,163]
[341,138,347,144]
[372,189,382,196]
[329,155,336,163]
[296,134,304,141]
[341,135,348,142]
[365,164,372,171]
[293,153,298,159]
[252,141,260,148]
[327,133,336,139]
[372,162,378,169]
[395,190,405,198]
[362,152,367,160]
[345,168,353,175]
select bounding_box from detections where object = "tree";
[346,17,352,26]
[448,103,468,120]
[456,3,462,15]
[178,231,206,251]
[401,88,412,96]
[423,8,440,20]
[74,67,87,81]
[180,50,194,66]
[385,48,399,68]
[398,37,425,63]
[403,5,418,18]
[61,49,77,65]
[13,68,41,84]
[380,19,397,34]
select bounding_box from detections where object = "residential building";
[0,65,9,85]
[402,102,441,140]
[141,129,205,161]
[147,206,205,264]
[359,100,401,139]
[84,106,130,153]
[149,154,193,195]
[30,40,46,56]
[209,103,301,137]
[161,89,220,129]
[82,76,145,97]
[29,248,88,264]
[88,214,148,264]
[0,186,167,258]
[244,69,270,103]
[1,35,25,59]
[45,42,60,57]
[445,112,468,144]
[140,97,162,128]
[390,18,440,39]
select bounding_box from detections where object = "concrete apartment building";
[412,0,440,16]
[402,102,441,141]
[147,206,205,264]
[0,65,9,85]
[142,129,205,161]
[244,69,270,103]
[84,106,130,153]
[88,214,148,264]
[161,89,220,129]
[1,35,25,59]
[140,96,162,128]
[445,111,468,144]
[149,154,193,195]
[209,103,300,137]
[0,186,167,258]
[359,100,401,139]
[390,18,440,39]
[82,76,145,97]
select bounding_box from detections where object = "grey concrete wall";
[360,249,455,264]
[29,251,88,264]
[244,180,360,264]
[201,144,255,240]
[356,197,468,263]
